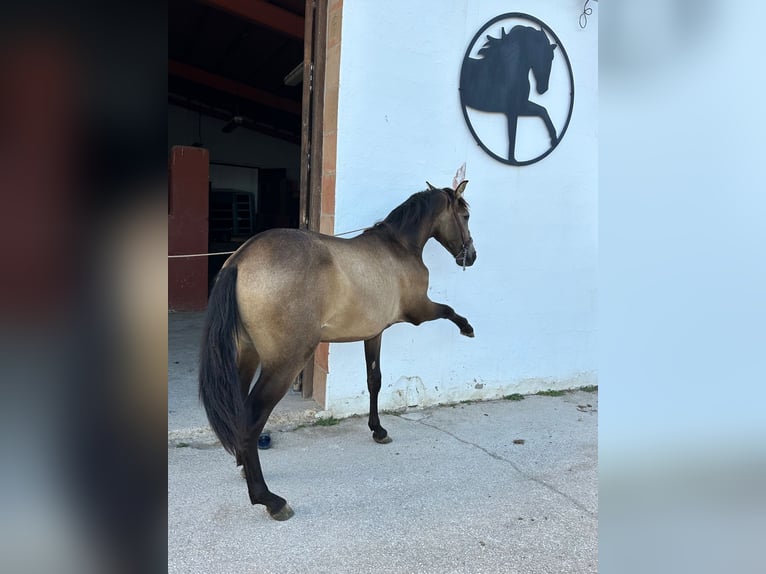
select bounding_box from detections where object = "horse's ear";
[452,162,466,190]
[454,180,468,198]
[426,181,438,191]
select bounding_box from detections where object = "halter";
[444,190,473,270]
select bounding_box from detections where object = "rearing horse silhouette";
[461,25,557,162]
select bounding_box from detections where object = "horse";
[460,25,557,162]
[199,180,477,520]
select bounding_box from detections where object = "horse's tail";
[199,264,244,456]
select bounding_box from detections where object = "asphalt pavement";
[168,312,597,573]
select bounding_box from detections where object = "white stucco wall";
[326,0,597,416]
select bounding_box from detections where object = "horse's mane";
[477,25,539,59]
[367,188,468,248]
[378,190,440,232]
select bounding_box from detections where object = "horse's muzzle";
[456,242,477,268]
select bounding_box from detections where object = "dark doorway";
[207,164,299,291]
[168,0,308,294]
[169,0,327,399]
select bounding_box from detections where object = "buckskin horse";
[199,180,476,520]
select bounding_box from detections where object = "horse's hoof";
[269,503,294,521]
[461,329,475,338]
[373,434,392,444]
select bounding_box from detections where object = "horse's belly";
[319,298,400,342]
[319,318,393,343]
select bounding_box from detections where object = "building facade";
[168,0,598,416]
[322,0,597,415]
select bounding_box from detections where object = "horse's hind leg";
[240,358,309,521]
[235,345,259,469]
[506,113,519,162]
[238,345,260,399]
[365,334,391,444]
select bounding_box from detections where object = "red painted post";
[168,146,209,311]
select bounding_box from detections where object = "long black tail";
[199,265,244,455]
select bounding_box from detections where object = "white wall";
[326,0,598,416]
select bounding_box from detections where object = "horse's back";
[230,228,335,299]
[230,228,329,272]
[227,228,412,346]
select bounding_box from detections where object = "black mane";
[366,188,468,249]
[477,25,537,59]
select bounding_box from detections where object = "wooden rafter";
[198,0,304,40]
[168,59,302,115]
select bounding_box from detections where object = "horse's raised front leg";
[408,301,475,338]
[521,100,557,145]
[364,334,391,444]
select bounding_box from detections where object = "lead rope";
[446,191,470,271]
[169,227,371,258]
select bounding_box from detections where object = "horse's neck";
[392,223,432,255]
[406,210,440,254]
[369,215,435,257]
[496,41,523,74]
[411,224,434,255]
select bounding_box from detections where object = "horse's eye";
[463,213,470,221]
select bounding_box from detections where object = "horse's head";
[426,180,477,268]
[530,27,557,94]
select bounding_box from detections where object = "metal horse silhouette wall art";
[460,18,572,166]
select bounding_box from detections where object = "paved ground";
[169,312,598,573]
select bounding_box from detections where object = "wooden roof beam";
[169,59,302,115]
[198,0,304,40]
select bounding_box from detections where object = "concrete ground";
[169,312,598,573]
